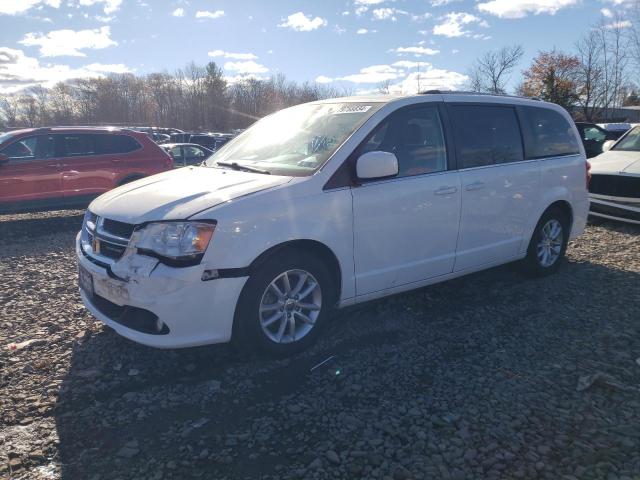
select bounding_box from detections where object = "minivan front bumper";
[76,232,248,348]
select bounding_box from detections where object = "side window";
[521,106,581,158]
[450,105,524,168]
[359,106,447,178]
[96,134,141,154]
[60,134,97,157]
[584,126,606,142]
[1,135,55,161]
[2,136,38,160]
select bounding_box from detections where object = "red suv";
[0,127,173,213]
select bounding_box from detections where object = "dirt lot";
[1,210,639,480]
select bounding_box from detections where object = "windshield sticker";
[334,104,372,114]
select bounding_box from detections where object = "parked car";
[76,92,589,354]
[169,132,234,152]
[189,133,233,152]
[597,123,631,136]
[0,127,173,213]
[575,122,620,158]
[161,143,213,167]
[588,125,640,224]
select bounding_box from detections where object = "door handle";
[465,181,485,191]
[46,163,59,169]
[434,186,458,195]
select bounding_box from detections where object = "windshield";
[0,131,17,146]
[612,126,640,152]
[205,102,383,175]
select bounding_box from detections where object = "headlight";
[133,221,215,267]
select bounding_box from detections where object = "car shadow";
[52,256,640,479]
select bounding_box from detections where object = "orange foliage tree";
[519,50,581,110]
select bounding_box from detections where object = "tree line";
[0,63,345,132]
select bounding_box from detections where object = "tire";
[521,207,570,277]
[233,250,336,356]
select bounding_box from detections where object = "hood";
[90,166,292,223]
[590,150,640,176]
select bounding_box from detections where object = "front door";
[352,104,461,295]
[0,134,61,206]
[447,104,539,272]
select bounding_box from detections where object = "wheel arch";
[247,239,343,300]
[544,199,574,229]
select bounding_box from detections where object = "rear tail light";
[586,160,591,189]
[164,154,173,169]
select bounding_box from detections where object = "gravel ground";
[1,210,639,480]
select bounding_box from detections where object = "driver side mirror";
[0,153,9,165]
[356,151,398,180]
[602,140,616,152]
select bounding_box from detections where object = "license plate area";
[79,264,94,298]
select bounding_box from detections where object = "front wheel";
[521,208,569,277]
[233,251,335,355]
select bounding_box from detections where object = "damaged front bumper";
[75,232,248,348]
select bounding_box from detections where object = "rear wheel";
[522,207,569,277]
[234,251,335,355]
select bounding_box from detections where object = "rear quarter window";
[96,134,141,154]
[521,106,581,158]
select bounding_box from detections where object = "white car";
[76,92,589,354]
[589,126,640,224]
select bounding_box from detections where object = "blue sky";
[0,0,631,95]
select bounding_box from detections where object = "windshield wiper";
[216,161,271,175]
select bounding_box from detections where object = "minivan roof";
[312,91,546,106]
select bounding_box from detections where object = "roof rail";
[419,90,541,101]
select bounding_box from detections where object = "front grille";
[102,218,136,238]
[100,241,127,260]
[589,174,640,199]
[83,212,136,262]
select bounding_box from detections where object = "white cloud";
[356,28,377,34]
[411,12,432,22]
[19,26,117,57]
[78,0,122,15]
[387,68,468,94]
[0,47,130,93]
[477,0,578,19]
[372,8,408,21]
[278,12,327,31]
[83,63,131,73]
[430,0,462,5]
[0,0,60,15]
[338,64,402,84]
[325,61,467,93]
[392,46,440,56]
[223,60,268,74]
[433,12,483,37]
[208,50,258,60]
[606,19,632,28]
[172,7,184,17]
[195,10,225,19]
[601,8,613,17]
[392,60,425,69]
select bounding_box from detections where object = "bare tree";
[575,30,606,121]
[468,45,524,94]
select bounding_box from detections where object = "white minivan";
[76,92,590,354]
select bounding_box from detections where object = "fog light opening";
[202,269,219,281]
